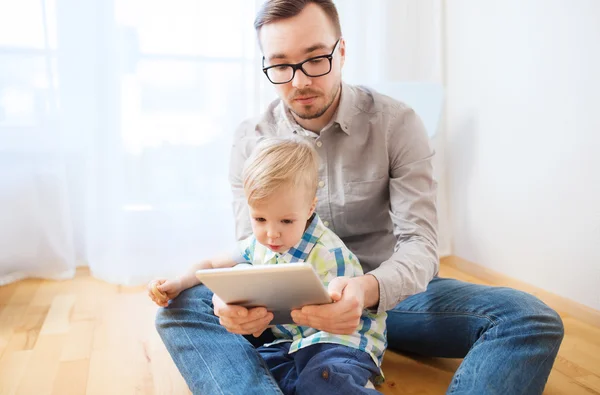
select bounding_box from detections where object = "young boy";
[148,136,387,394]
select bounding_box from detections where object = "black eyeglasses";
[262,39,341,84]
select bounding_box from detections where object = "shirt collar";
[263,213,326,264]
[276,82,357,136]
[333,82,357,135]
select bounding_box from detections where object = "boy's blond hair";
[243,136,319,205]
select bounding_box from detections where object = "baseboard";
[438,248,452,258]
[441,255,600,328]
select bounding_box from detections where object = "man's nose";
[291,68,311,89]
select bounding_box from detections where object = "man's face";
[259,3,345,121]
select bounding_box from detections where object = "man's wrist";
[358,274,380,309]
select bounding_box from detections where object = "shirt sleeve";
[234,236,256,265]
[367,108,439,313]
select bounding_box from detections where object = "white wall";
[444,0,600,310]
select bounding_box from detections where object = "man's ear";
[339,38,346,68]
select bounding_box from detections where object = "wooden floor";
[0,259,599,395]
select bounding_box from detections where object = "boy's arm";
[178,254,238,290]
[150,251,245,307]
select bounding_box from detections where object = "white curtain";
[0,0,444,286]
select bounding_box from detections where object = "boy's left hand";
[147,278,183,307]
[291,276,370,334]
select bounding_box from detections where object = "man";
[156,1,564,394]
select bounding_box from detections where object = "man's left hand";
[291,275,376,334]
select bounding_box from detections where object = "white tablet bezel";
[195,263,332,325]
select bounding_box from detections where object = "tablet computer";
[196,263,332,325]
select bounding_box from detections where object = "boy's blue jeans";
[258,342,380,394]
[155,277,564,395]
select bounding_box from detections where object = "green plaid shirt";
[238,213,387,371]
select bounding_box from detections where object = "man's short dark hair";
[254,0,342,37]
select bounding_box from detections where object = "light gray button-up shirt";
[229,82,439,313]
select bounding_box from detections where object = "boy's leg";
[155,284,283,395]
[294,343,381,395]
[257,343,297,395]
[386,277,564,395]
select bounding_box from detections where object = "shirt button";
[316,141,322,148]
[323,221,330,227]
[318,180,325,188]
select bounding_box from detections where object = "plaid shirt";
[237,213,388,372]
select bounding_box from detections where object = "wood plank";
[0,350,33,395]
[87,348,155,395]
[51,359,90,395]
[7,280,41,306]
[0,305,29,358]
[61,320,95,362]
[15,334,66,395]
[39,295,76,335]
[379,351,454,394]
[545,369,599,395]
[0,282,19,305]
[3,304,49,354]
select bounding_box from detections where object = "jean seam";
[389,309,500,326]
[520,331,562,391]
[173,318,226,395]
[234,335,283,394]
[447,371,461,394]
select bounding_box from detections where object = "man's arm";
[367,107,439,313]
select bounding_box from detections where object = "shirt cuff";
[367,266,404,314]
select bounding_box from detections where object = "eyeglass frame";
[261,38,342,85]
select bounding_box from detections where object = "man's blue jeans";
[155,277,564,395]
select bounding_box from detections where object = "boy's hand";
[290,276,375,334]
[147,278,183,307]
[213,293,274,337]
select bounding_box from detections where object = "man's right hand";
[212,293,274,337]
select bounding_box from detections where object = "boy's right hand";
[147,278,183,307]
[213,293,274,337]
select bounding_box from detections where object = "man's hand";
[213,293,274,337]
[290,275,380,334]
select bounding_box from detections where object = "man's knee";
[496,287,564,342]
[154,284,215,334]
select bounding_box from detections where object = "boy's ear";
[309,197,318,216]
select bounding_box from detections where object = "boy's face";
[249,186,317,253]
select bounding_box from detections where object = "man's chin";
[290,104,325,120]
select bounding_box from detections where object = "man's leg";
[386,277,564,395]
[155,284,283,395]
